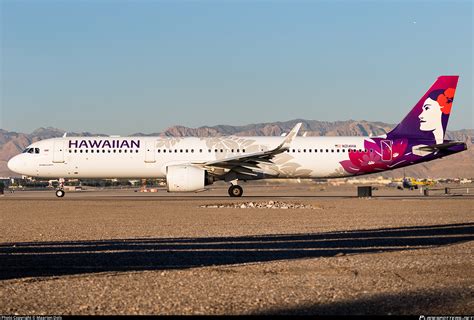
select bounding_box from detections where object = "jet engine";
[166,165,213,192]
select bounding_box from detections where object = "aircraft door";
[381,140,392,161]
[145,140,156,163]
[53,140,65,163]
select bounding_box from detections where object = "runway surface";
[1,184,473,315]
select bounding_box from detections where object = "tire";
[228,185,243,197]
[56,189,65,198]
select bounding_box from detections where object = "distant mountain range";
[1,120,473,178]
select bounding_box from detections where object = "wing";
[193,123,302,177]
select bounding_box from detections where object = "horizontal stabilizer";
[416,141,467,152]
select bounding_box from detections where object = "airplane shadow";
[1,223,473,280]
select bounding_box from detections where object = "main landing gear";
[228,184,243,197]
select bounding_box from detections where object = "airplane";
[7,76,467,198]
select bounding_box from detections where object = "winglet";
[278,122,302,150]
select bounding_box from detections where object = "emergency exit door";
[53,140,65,163]
[145,140,156,163]
[381,140,392,161]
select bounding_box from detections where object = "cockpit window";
[22,147,39,154]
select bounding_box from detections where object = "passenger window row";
[68,149,139,154]
[157,149,246,153]
[287,148,371,153]
[66,148,373,155]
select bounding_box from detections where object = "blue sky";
[1,0,472,135]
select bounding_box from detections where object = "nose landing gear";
[55,189,65,198]
[55,178,65,198]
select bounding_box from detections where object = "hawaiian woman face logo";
[419,97,442,131]
[418,88,455,144]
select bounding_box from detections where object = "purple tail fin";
[387,76,459,144]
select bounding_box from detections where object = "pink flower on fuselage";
[340,138,408,174]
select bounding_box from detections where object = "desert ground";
[1,183,473,315]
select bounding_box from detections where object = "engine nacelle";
[166,165,212,192]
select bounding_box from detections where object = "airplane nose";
[7,156,20,173]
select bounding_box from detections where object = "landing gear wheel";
[56,189,65,198]
[228,185,243,197]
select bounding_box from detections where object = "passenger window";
[220,149,223,153]
[158,150,161,153]
[326,149,329,153]
[186,149,188,153]
[191,149,194,153]
[315,149,318,153]
[69,150,72,153]
[91,150,94,153]
[243,149,245,153]
[337,149,340,153]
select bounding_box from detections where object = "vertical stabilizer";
[387,76,458,144]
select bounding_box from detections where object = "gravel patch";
[200,201,320,209]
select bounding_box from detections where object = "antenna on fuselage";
[63,132,67,138]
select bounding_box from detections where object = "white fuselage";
[8,136,367,179]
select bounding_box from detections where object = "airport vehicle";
[402,177,436,190]
[8,76,467,197]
